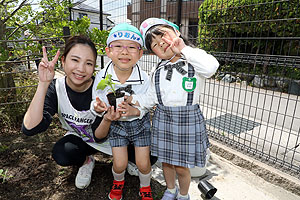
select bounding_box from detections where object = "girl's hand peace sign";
[38,46,60,83]
[162,30,186,55]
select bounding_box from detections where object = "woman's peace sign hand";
[38,46,60,83]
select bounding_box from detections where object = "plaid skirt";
[151,104,210,168]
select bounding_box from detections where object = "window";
[79,13,87,19]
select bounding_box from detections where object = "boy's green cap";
[107,23,144,47]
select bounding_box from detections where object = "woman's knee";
[52,139,85,166]
[52,152,71,166]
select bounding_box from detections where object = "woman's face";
[150,27,178,60]
[61,44,96,92]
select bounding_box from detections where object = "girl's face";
[61,44,96,92]
[150,27,178,60]
[105,40,143,72]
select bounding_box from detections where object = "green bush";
[199,0,299,52]
[198,0,300,79]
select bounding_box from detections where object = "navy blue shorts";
[109,113,151,147]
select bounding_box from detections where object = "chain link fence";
[1,0,299,177]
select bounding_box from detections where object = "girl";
[22,35,121,189]
[128,18,219,200]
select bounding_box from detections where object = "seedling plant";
[0,169,13,183]
[96,74,124,109]
[96,74,117,95]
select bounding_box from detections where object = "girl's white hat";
[139,18,179,45]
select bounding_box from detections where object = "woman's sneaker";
[161,188,178,200]
[109,180,125,200]
[75,156,95,189]
[127,161,139,176]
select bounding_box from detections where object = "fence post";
[99,0,104,69]
[63,26,71,43]
[69,0,72,21]
[176,0,182,30]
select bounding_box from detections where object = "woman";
[22,35,121,189]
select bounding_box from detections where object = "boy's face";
[105,40,143,71]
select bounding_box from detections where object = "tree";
[0,0,35,126]
[1,0,109,63]
[0,0,109,127]
[1,1,34,106]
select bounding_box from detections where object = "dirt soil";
[0,122,165,200]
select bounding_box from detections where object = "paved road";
[152,141,300,200]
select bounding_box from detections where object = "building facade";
[71,3,114,30]
[127,0,203,41]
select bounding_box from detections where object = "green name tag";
[182,77,197,92]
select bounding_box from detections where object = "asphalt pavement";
[152,140,300,200]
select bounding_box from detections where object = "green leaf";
[96,79,107,91]
[96,74,116,95]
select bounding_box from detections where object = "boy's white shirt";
[91,61,150,121]
[133,46,219,108]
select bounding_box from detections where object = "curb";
[209,139,300,196]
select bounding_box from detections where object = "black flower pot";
[106,92,125,110]
[198,180,217,199]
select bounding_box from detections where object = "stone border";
[209,139,300,196]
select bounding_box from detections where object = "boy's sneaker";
[139,186,153,200]
[75,156,95,189]
[108,180,125,200]
[161,188,178,200]
[177,195,190,200]
[127,161,139,176]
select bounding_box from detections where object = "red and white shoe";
[108,180,125,200]
[140,186,153,200]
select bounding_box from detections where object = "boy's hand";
[162,30,186,55]
[118,101,140,117]
[103,106,121,121]
[94,97,108,113]
[124,95,133,104]
[124,95,140,106]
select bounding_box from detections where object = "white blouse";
[133,46,219,108]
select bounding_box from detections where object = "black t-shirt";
[22,77,102,136]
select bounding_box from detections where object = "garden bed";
[0,122,165,200]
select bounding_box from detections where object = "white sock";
[112,167,125,181]
[178,193,189,199]
[167,187,177,194]
[139,171,152,188]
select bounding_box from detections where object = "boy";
[91,23,153,200]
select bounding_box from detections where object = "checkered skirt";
[151,104,209,168]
